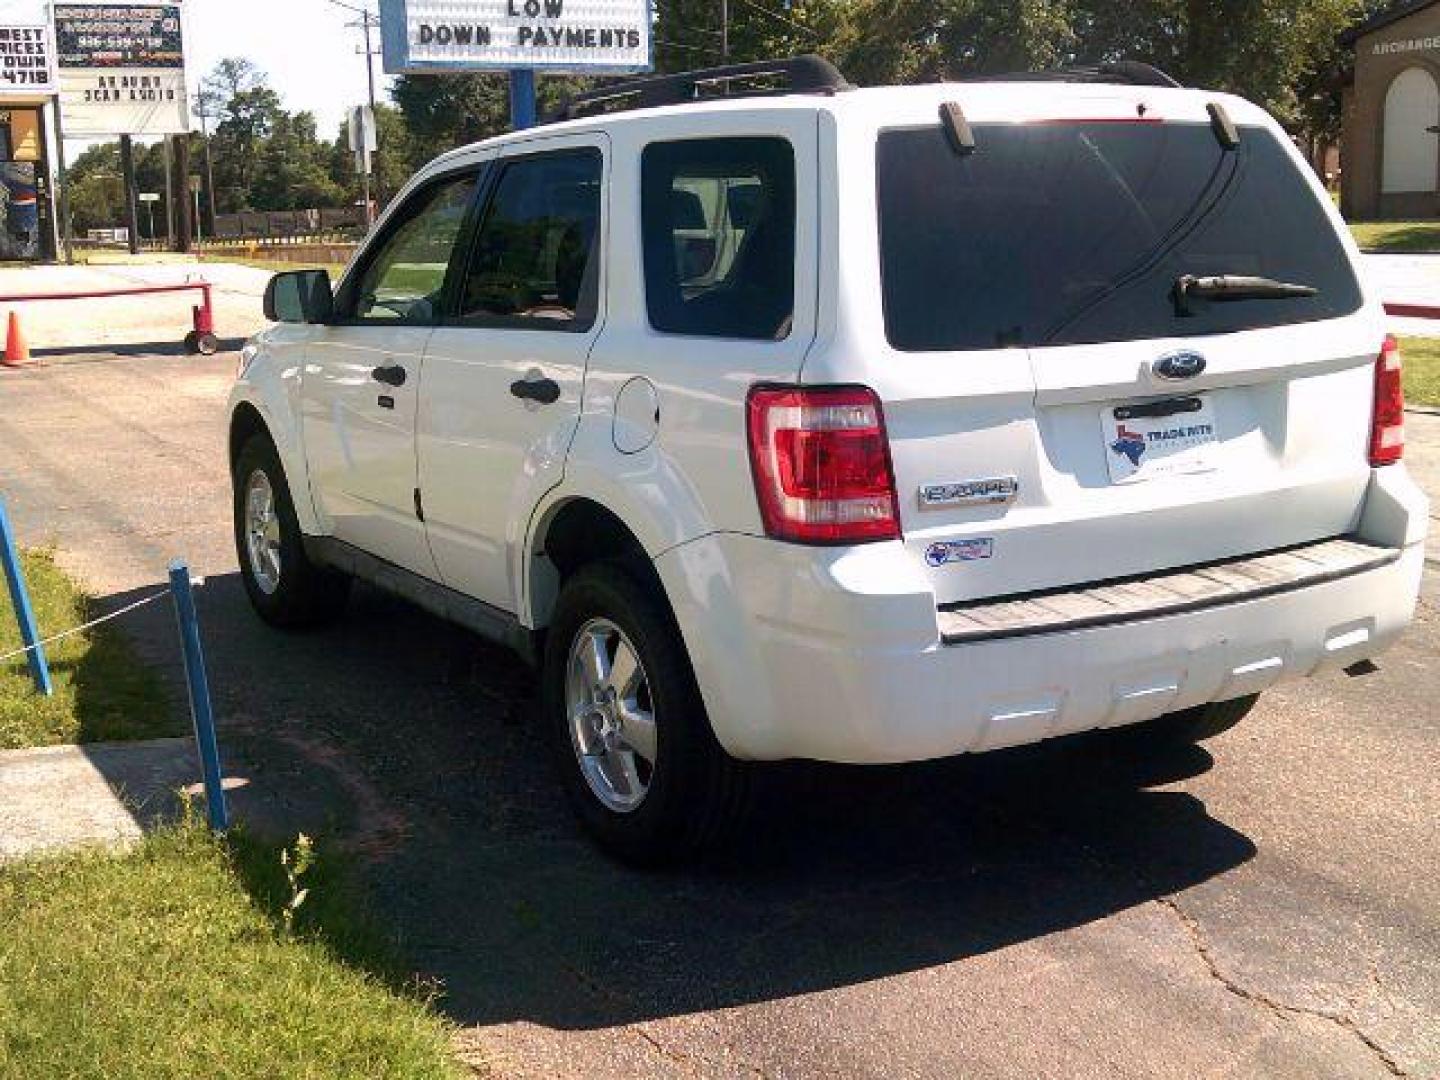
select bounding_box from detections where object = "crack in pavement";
[557,961,772,1079]
[1156,896,1407,1077]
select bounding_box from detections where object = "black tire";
[1128,695,1260,746]
[232,433,350,628]
[542,561,751,866]
[196,332,220,356]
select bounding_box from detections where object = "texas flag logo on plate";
[1110,423,1149,468]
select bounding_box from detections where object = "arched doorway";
[1382,66,1440,194]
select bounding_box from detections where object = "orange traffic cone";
[1,312,28,368]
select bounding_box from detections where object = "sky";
[0,0,389,140]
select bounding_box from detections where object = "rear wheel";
[542,562,750,865]
[1128,695,1259,746]
[233,433,350,628]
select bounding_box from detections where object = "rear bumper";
[655,470,1428,764]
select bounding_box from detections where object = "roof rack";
[548,55,854,123]
[968,61,1182,89]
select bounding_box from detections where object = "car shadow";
[31,338,248,360]
[89,572,1257,1032]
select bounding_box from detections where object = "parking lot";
[1,266,1437,1078]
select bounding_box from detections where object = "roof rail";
[548,55,854,123]
[969,61,1182,89]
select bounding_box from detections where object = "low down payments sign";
[379,0,652,74]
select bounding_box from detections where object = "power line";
[655,37,723,56]
[730,0,819,40]
[325,0,377,19]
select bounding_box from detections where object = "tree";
[251,111,344,210]
[201,58,284,211]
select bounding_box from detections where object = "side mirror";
[264,270,334,324]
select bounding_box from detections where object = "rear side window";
[457,149,602,331]
[877,122,1364,351]
[642,137,795,340]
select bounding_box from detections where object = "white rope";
[0,588,173,664]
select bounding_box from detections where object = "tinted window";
[352,174,477,323]
[458,150,602,331]
[877,123,1363,351]
[642,138,795,340]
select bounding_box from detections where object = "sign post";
[139,190,159,240]
[378,0,653,131]
[508,69,536,130]
[348,105,378,226]
[118,133,139,254]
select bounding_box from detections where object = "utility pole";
[348,7,383,221]
[721,0,729,61]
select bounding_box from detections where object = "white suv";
[229,57,1428,863]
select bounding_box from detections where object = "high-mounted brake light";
[746,386,901,545]
[1369,336,1405,467]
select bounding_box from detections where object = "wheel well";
[530,499,657,629]
[229,402,270,473]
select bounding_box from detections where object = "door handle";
[510,377,562,405]
[372,364,407,388]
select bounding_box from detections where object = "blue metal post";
[509,68,537,131]
[0,497,52,696]
[168,559,229,831]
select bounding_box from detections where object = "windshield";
[876,121,1363,352]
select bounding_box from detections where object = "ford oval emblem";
[1154,350,1207,381]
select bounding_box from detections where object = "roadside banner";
[378,0,653,74]
[0,25,56,97]
[54,4,189,136]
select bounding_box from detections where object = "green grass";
[1400,336,1440,408]
[198,253,351,279]
[1,549,176,750]
[1349,220,1440,254]
[0,822,462,1080]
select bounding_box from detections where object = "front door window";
[352,174,478,323]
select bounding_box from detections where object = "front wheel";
[233,433,350,628]
[542,562,751,865]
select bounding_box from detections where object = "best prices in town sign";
[379,0,652,74]
[0,26,56,97]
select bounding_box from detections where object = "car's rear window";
[876,121,1363,352]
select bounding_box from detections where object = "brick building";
[1341,0,1440,219]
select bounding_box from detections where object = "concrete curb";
[0,737,197,863]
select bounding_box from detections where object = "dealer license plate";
[1102,396,1219,484]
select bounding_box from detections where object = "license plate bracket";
[1102,395,1219,483]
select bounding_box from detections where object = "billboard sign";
[54,5,189,136]
[379,0,652,74]
[55,4,184,68]
[0,27,56,97]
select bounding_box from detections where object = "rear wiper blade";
[1174,274,1317,316]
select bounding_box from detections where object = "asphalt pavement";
[0,267,1436,1078]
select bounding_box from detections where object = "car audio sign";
[379,0,652,74]
[54,5,189,136]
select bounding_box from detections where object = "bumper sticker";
[925,538,995,567]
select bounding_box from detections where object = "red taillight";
[746,386,900,544]
[1370,336,1405,467]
